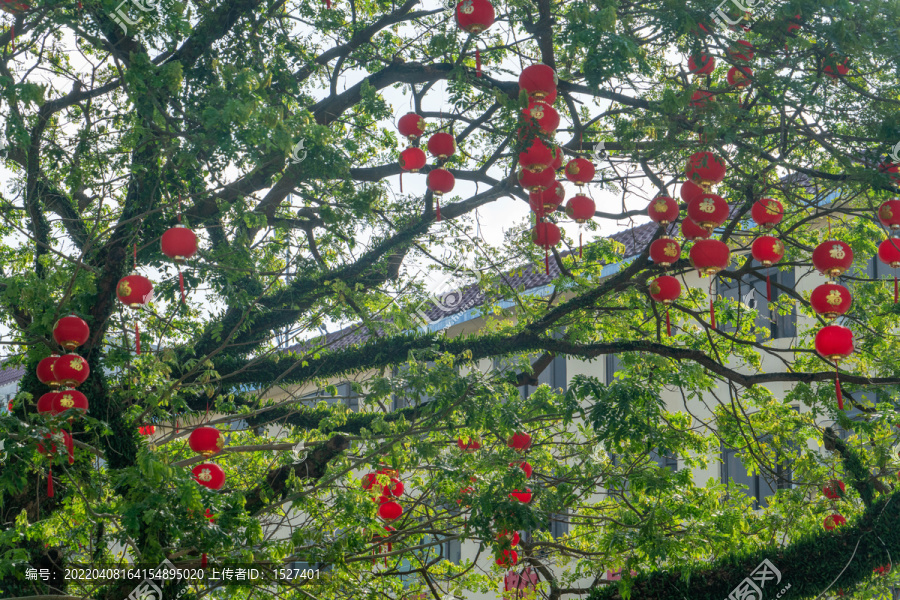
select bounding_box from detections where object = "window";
[550,510,569,539]
[438,536,461,564]
[650,448,678,471]
[301,382,358,410]
[605,354,621,385]
[718,266,796,339]
[867,254,897,281]
[494,354,567,398]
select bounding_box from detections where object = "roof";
[0,364,25,387]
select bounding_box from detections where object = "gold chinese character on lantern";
[459,0,474,13]
[70,358,84,371]
[773,240,784,255]
[199,469,212,482]
[826,290,843,305]
[829,244,846,259]
[530,106,544,120]
[567,163,580,175]
[649,281,661,294]
[59,394,74,408]
[663,243,678,257]
[881,205,893,220]
[118,280,132,297]
[699,198,715,213]
[653,199,668,213]
[765,200,779,215]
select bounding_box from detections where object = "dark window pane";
[605,354,620,385]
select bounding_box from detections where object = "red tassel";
[179,270,186,304]
[66,434,74,465]
[436,197,442,221]
[135,321,141,355]
[709,298,716,329]
[545,250,549,275]
[836,373,843,410]
[476,48,482,77]
[78,0,82,8]
[326,0,331,7]
[666,309,671,337]
[766,274,772,302]
[47,467,54,498]
[201,553,207,568]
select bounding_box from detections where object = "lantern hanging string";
[47,466,54,498]
[475,48,482,77]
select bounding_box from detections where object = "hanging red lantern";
[161,225,198,262]
[879,161,900,184]
[426,168,455,196]
[189,426,225,457]
[509,488,532,503]
[690,90,714,109]
[822,54,849,79]
[680,180,705,204]
[566,195,595,223]
[454,0,495,33]
[377,497,404,521]
[878,238,900,267]
[726,66,753,88]
[564,158,595,186]
[689,239,730,275]
[785,14,801,35]
[812,241,853,278]
[192,463,226,490]
[496,530,521,547]
[37,355,61,387]
[397,113,425,140]
[52,389,89,415]
[532,222,561,249]
[649,238,681,267]
[116,274,153,308]
[512,461,533,478]
[823,480,845,499]
[728,40,754,62]
[522,101,559,135]
[751,236,785,266]
[649,276,681,304]
[496,549,519,567]
[52,315,90,350]
[529,181,565,215]
[37,391,60,416]
[139,425,156,435]
[457,437,481,451]
[427,133,456,160]
[647,196,679,226]
[399,147,426,172]
[520,138,554,173]
[548,146,563,172]
[687,53,715,75]
[815,325,854,361]
[687,193,729,231]
[877,200,900,230]
[517,167,555,193]
[38,429,73,461]
[681,217,711,240]
[519,64,558,102]
[507,432,532,451]
[751,198,783,229]
[51,354,90,388]
[685,152,727,190]
[810,283,852,320]
[823,514,847,531]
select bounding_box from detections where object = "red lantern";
[161,225,198,262]
[53,315,90,350]
[649,238,681,267]
[810,283,852,320]
[550,146,564,171]
[189,426,225,457]
[116,274,153,308]
[522,101,559,135]
[38,429,73,461]
[139,425,156,435]
[519,64,558,102]
[397,113,425,140]
[812,241,853,278]
[878,238,900,268]
[377,498,404,521]
[37,391,59,415]
[786,14,801,35]
[688,53,715,75]
[726,66,752,88]
[192,463,226,490]
[751,198,783,229]
[680,180,705,204]
[823,514,847,531]
[815,325,854,362]
[519,138,554,173]
[517,167,555,193]
[823,54,849,79]
[690,90,714,108]
[52,389,89,415]
[649,276,681,304]
[457,437,481,451]
[530,181,565,214]
[685,152,727,190]
[496,549,519,567]
[681,217,711,240]
[751,236,785,266]
[454,0,495,34]
[728,40,754,62]
[51,354,90,388]
[399,147,426,172]
[687,193,729,231]
[647,196,679,226]
[877,200,900,230]
[512,461,533,478]
[427,133,455,159]
[823,480,845,499]
[509,488,532,503]
[426,168,455,196]
[531,223,561,249]
[507,432,532,451]
[565,195,595,223]
[689,239,729,276]
[564,158,595,186]
[879,161,900,184]
[497,530,521,547]
[37,355,60,387]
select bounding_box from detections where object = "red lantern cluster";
[364,468,405,521]
[189,426,227,490]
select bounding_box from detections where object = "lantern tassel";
[326,0,331,8]
[47,467,54,498]
[666,309,671,337]
[66,434,74,465]
[835,371,844,410]
[201,553,207,568]
[179,270,186,304]
[545,249,549,275]
[766,274,772,302]
[135,321,141,355]
[436,197,442,222]
[476,48,482,77]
